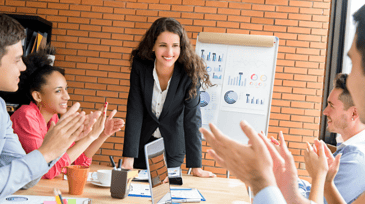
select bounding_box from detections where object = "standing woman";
[121,17,214,177]
[11,53,124,179]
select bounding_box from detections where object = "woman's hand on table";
[192,168,216,178]
[121,157,134,170]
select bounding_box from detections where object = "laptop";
[144,138,203,204]
[144,138,174,204]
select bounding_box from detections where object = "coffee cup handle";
[91,172,97,181]
[61,167,67,180]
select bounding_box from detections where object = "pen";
[109,156,116,169]
[57,189,66,204]
[117,158,122,169]
[53,188,64,204]
[172,198,201,203]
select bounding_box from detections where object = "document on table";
[128,183,205,201]
[3,195,91,204]
[134,167,181,181]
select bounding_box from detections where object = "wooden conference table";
[14,164,250,204]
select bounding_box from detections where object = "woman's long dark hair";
[18,52,65,104]
[130,17,212,99]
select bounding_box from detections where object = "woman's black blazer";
[122,57,202,168]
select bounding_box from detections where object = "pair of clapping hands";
[38,102,124,164]
[200,121,327,204]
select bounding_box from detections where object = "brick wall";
[1,0,331,181]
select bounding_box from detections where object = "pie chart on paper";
[224,90,238,104]
[200,91,210,107]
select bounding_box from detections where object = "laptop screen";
[144,138,172,204]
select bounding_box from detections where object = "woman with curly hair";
[11,52,124,179]
[121,17,215,177]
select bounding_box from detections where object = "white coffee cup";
[95,170,112,185]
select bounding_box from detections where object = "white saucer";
[90,179,110,187]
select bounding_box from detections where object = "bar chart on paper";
[195,33,278,144]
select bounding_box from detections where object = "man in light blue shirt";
[0,14,87,200]
[317,73,365,204]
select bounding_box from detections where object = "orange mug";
[63,165,89,195]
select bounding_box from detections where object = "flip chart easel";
[196,32,279,144]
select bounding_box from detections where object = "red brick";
[299,21,323,28]
[149,4,171,10]
[6,0,25,6]
[300,8,323,15]
[271,99,291,106]
[55,61,76,68]
[98,78,120,85]
[78,50,99,57]
[91,19,112,26]
[204,27,226,33]
[293,74,317,82]
[91,6,113,13]
[290,1,313,8]
[114,8,136,15]
[81,12,102,19]
[70,4,91,11]
[266,0,288,5]
[240,23,262,30]
[88,44,110,52]
[90,32,111,39]
[286,54,309,61]
[290,129,313,136]
[282,93,306,101]
[170,5,193,12]
[26,1,47,8]
[87,57,109,64]
[252,4,275,11]
[312,28,328,36]
[103,14,125,21]
[310,42,327,49]
[284,67,307,74]
[291,115,314,123]
[313,15,330,22]
[66,30,88,37]
[251,18,274,25]
[103,1,126,8]
[66,43,87,50]
[80,24,101,32]
[287,40,310,48]
[293,88,316,95]
[313,2,330,9]
[37,8,58,15]
[65,68,86,75]
[15,6,37,14]
[241,10,264,17]
[277,60,295,67]
[47,16,67,22]
[217,21,239,28]
[288,13,311,21]
[280,121,302,128]
[264,12,287,19]
[227,15,250,22]
[306,95,322,103]
[277,6,299,13]
[226,29,249,34]
[275,19,298,27]
[228,2,250,9]
[304,109,320,117]
[268,126,289,134]
[283,80,306,88]
[205,0,228,7]
[296,61,319,69]
[264,25,286,32]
